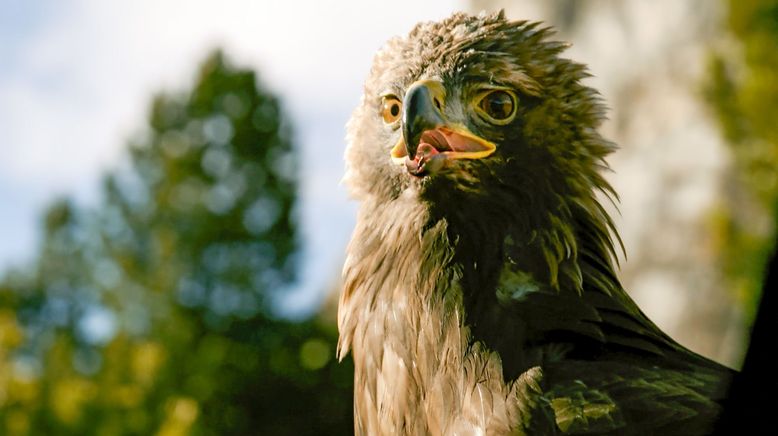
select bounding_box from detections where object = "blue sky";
[0,0,462,317]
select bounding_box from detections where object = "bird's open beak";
[391,80,496,177]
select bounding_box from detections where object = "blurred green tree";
[706,0,778,321]
[0,50,352,435]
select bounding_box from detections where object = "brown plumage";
[338,11,732,435]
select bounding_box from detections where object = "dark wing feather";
[532,361,727,435]
[492,263,733,434]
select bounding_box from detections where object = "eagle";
[337,11,732,435]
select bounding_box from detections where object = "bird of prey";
[337,11,733,435]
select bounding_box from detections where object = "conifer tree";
[0,50,352,436]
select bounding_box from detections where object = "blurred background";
[0,0,775,434]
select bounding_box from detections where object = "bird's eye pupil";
[478,90,516,122]
[390,104,400,117]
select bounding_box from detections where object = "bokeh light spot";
[203,114,234,145]
[299,338,331,370]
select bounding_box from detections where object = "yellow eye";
[476,89,517,124]
[381,96,402,124]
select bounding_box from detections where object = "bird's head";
[345,11,619,279]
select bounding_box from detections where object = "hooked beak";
[391,80,496,177]
[402,81,446,159]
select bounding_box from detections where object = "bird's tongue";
[406,128,491,176]
[416,142,442,158]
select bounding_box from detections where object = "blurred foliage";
[0,51,352,435]
[706,0,778,318]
